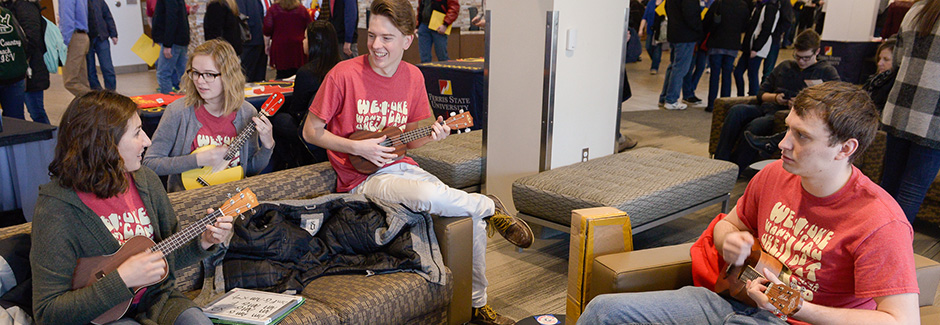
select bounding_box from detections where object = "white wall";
[822,0,879,41]
[106,0,146,68]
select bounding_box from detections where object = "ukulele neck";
[379,121,442,147]
[150,209,221,255]
[223,112,263,161]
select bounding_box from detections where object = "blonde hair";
[181,39,246,115]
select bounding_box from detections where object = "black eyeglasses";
[189,70,221,82]
[793,52,816,62]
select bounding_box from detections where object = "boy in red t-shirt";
[301,1,530,324]
[579,82,920,324]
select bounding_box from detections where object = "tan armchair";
[585,243,940,323]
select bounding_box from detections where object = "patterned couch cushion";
[409,130,483,189]
[512,148,738,228]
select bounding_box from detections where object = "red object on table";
[130,93,185,109]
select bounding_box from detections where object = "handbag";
[237,13,252,43]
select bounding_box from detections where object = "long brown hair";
[210,0,240,16]
[181,39,246,115]
[278,0,301,11]
[913,0,940,36]
[48,91,139,198]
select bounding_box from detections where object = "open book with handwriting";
[203,288,305,325]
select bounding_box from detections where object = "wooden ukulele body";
[714,244,786,307]
[348,127,409,174]
[72,236,169,324]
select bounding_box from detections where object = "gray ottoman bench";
[409,130,484,192]
[512,147,738,234]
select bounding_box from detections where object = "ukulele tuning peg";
[235,187,242,192]
[459,109,465,113]
[449,112,456,117]
[226,192,232,198]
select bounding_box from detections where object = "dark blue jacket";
[236,0,264,46]
[152,0,190,47]
[87,0,116,40]
[330,0,357,44]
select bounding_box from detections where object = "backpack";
[0,6,28,84]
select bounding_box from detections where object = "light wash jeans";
[578,286,787,324]
[106,307,212,325]
[351,163,492,307]
[156,44,188,94]
[659,42,696,104]
[418,23,449,63]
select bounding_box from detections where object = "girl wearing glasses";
[144,39,274,192]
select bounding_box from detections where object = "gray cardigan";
[143,100,274,192]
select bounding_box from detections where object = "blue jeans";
[714,103,776,172]
[578,286,786,325]
[418,24,449,63]
[0,79,26,120]
[659,42,696,104]
[106,307,212,325]
[708,53,736,110]
[24,91,49,124]
[684,47,708,99]
[734,54,763,96]
[156,44,188,94]
[645,36,663,72]
[880,133,940,224]
[762,39,781,82]
[87,37,117,90]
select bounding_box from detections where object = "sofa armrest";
[432,215,472,325]
[586,243,694,304]
[710,97,759,155]
[916,254,940,307]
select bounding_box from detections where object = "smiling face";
[191,55,224,103]
[367,14,413,77]
[117,114,152,172]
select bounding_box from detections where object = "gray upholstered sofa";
[0,162,472,324]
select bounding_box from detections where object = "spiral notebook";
[203,288,305,325]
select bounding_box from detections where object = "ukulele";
[714,244,803,320]
[348,111,474,174]
[181,93,285,190]
[71,188,259,325]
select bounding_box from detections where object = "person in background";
[881,0,940,224]
[330,0,359,60]
[143,40,274,192]
[734,0,781,97]
[263,0,311,78]
[1,0,49,124]
[271,20,341,169]
[58,0,92,96]
[152,0,191,94]
[471,0,485,27]
[716,29,839,174]
[703,0,749,113]
[205,0,244,55]
[236,0,269,82]
[87,0,118,91]
[416,0,459,63]
[31,90,234,325]
[881,0,914,39]
[658,0,704,110]
[638,0,665,75]
[302,1,533,324]
[761,0,793,82]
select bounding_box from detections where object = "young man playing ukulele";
[301,0,531,323]
[579,82,920,324]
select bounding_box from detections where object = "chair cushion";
[409,130,483,189]
[512,148,738,228]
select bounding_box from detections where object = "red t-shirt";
[736,160,918,318]
[193,105,240,168]
[309,56,432,192]
[77,175,155,245]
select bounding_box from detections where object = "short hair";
[277,0,300,11]
[181,39,246,115]
[370,0,416,36]
[48,91,139,198]
[791,81,880,163]
[876,38,896,59]
[793,29,821,52]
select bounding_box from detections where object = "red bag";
[690,213,728,291]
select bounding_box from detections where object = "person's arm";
[302,113,398,167]
[785,293,919,325]
[242,103,275,176]
[823,65,841,82]
[57,0,76,45]
[262,7,274,36]
[142,104,205,175]
[404,116,450,149]
[712,206,756,266]
[102,0,117,39]
[13,0,43,56]
[443,0,460,26]
[758,64,787,105]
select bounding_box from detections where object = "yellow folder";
[428,10,453,35]
[132,34,161,67]
[655,1,666,16]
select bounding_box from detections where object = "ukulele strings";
[223,113,263,161]
[383,122,444,146]
[151,209,224,254]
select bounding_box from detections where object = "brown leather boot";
[471,305,515,325]
[485,194,534,249]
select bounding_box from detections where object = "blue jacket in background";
[57,0,88,45]
[88,0,117,40]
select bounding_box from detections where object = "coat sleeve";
[102,0,118,38]
[241,102,274,176]
[342,0,357,43]
[262,8,274,36]
[682,0,704,34]
[163,0,182,47]
[12,1,43,57]
[444,0,460,26]
[142,102,201,176]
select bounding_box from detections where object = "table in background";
[417,59,486,131]
[0,117,57,222]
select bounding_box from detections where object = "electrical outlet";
[582,148,589,162]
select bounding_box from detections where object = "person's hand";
[354,136,397,167]
[638,28,646,39]
[750,51,758,58]
[471,15,486,27]
[163,47,172,59]
[111,37,118,45]
[745,268,788,313]
[343,42,353,56]
[429,116,451,141]
[436,25,447,34]
[253,115,275,149]
[625,29,632,43]
[200,208,234,250]
[775,93,788,105]
[722,231,755,266]
[196,146,229,172]
[117,250,166,288]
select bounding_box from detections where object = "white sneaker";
[664,102,687,110]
